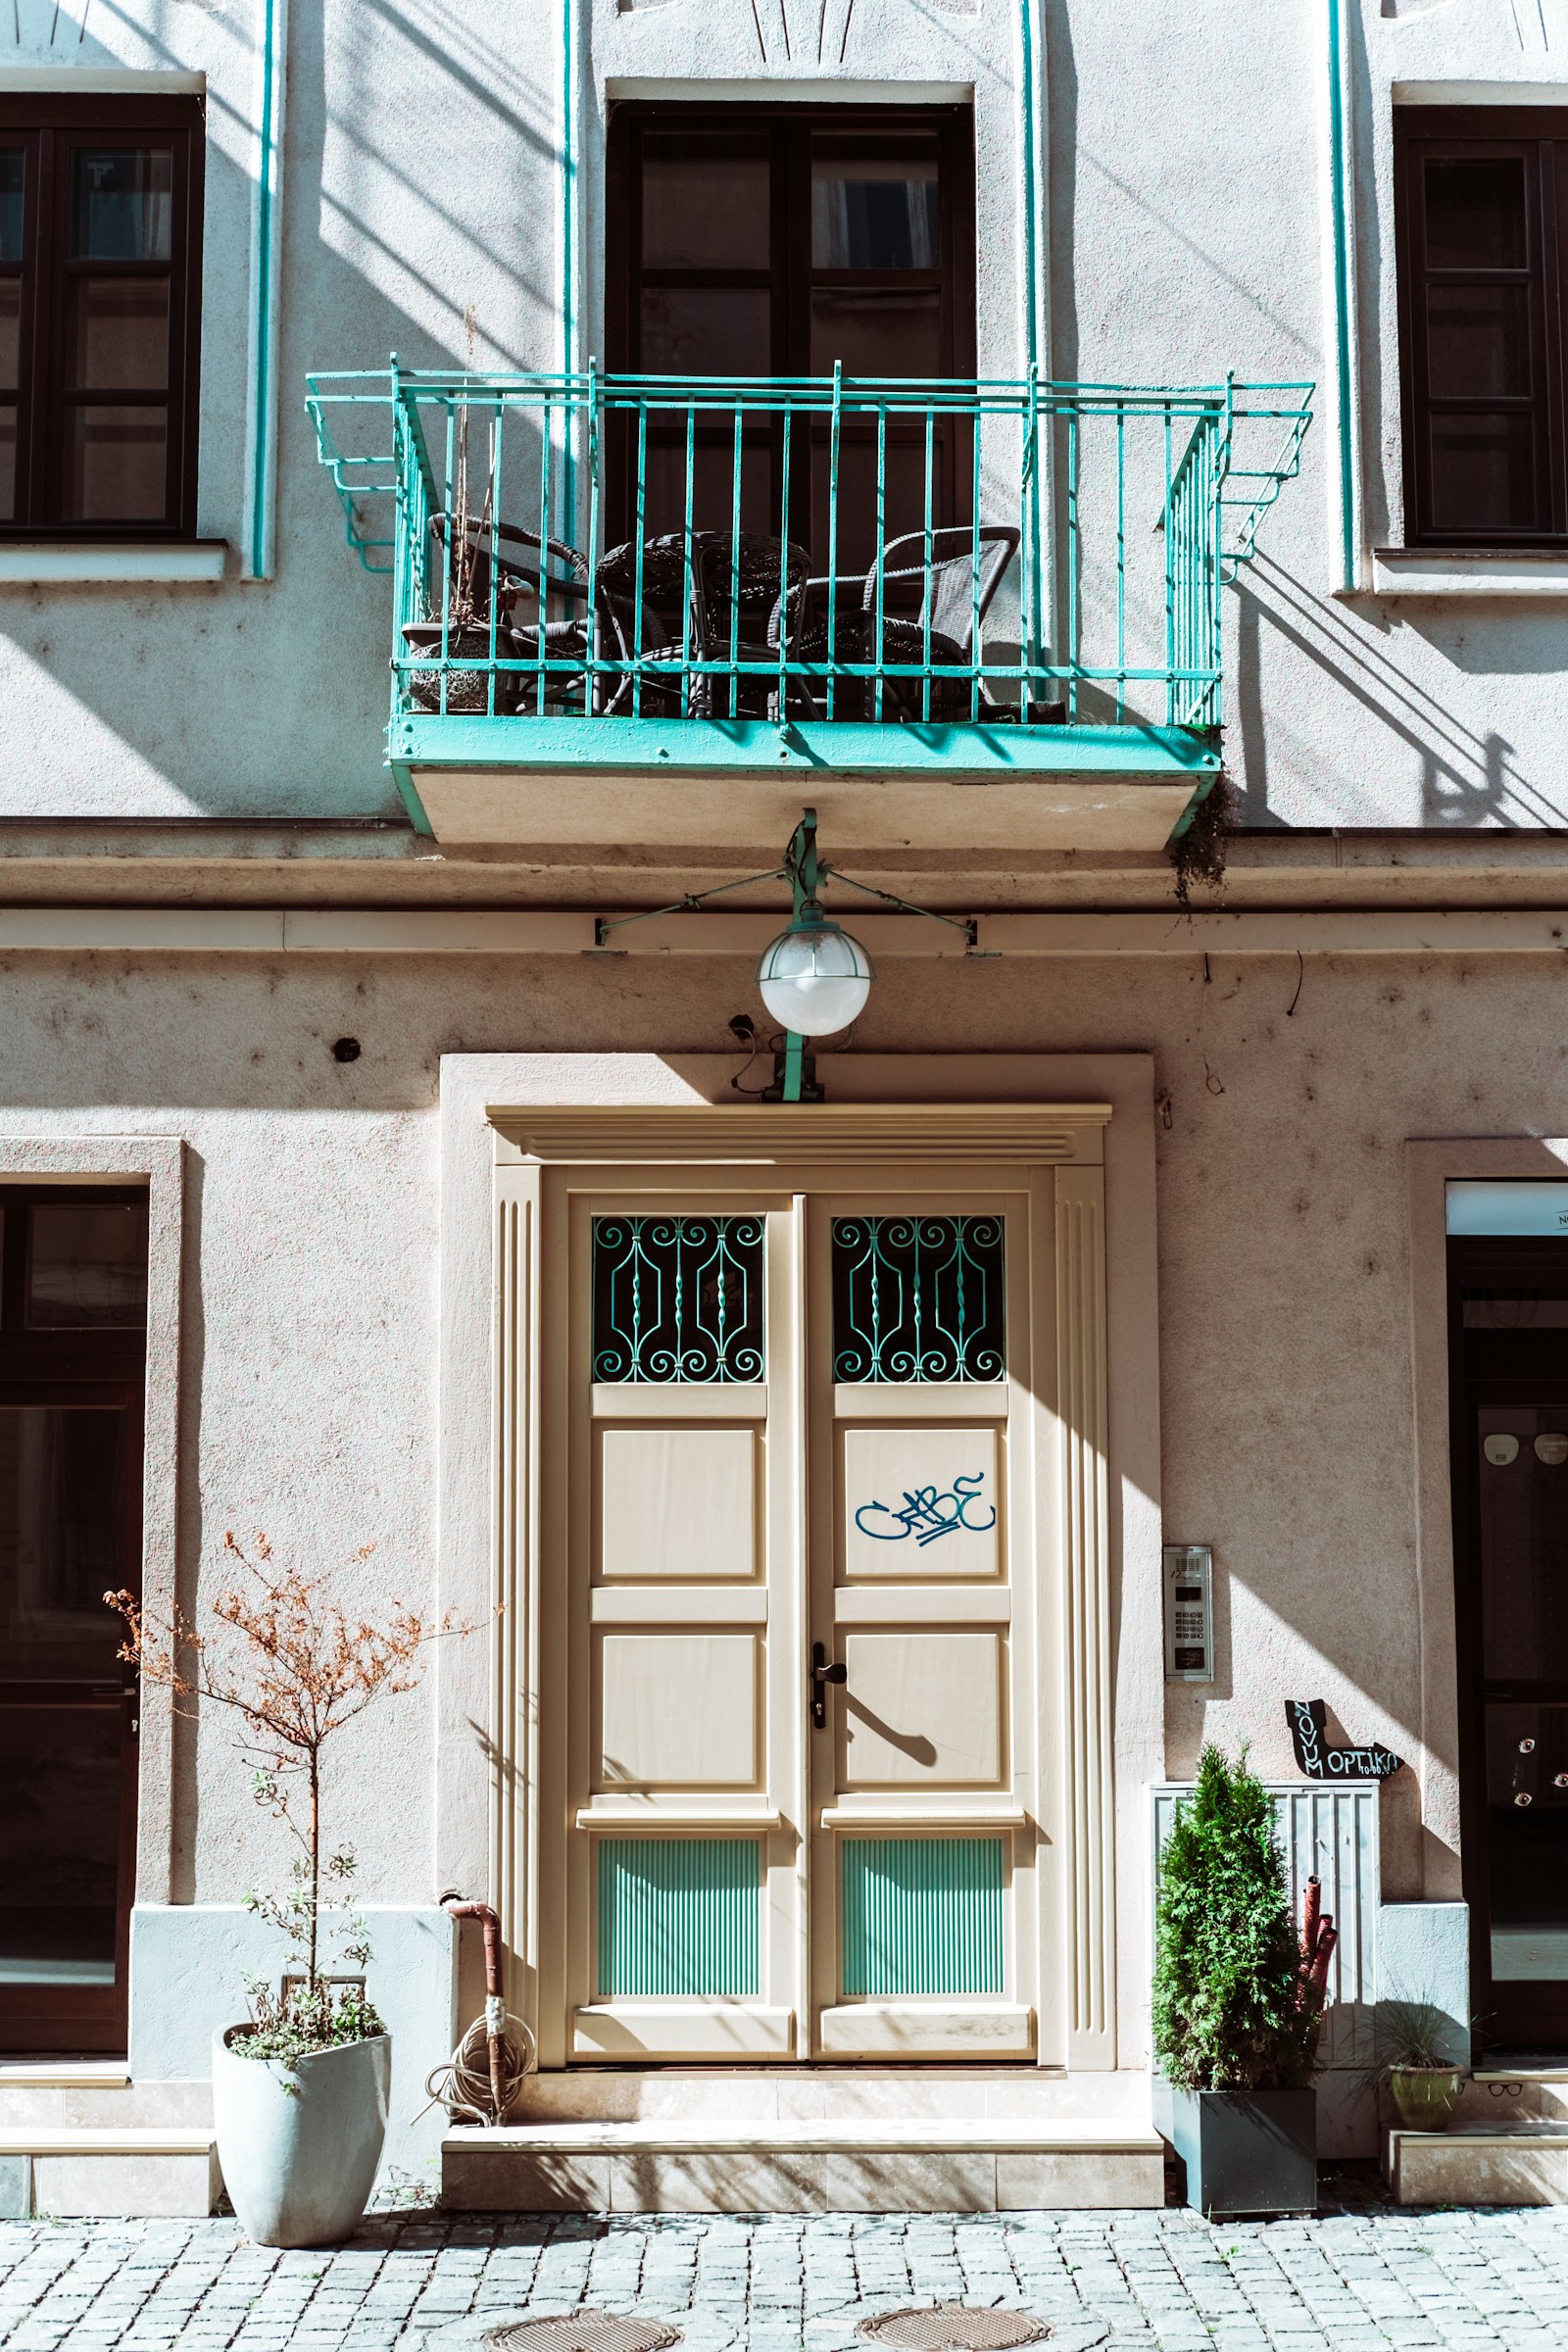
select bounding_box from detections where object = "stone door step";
[442,2117,1164,2214]
[1386,2121,1568,2208]
[0,2128,220,2222]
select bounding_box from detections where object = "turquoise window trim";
[1325,0,1359,592]
[245,0,287,582]
[596,1838,761,2000]
[840,1836,1006,1998]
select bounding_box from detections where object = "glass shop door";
[1451,1236,1568,2051]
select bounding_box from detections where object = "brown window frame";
[0,94,204,541]
[604,100,976,555]
[1395,105,1568,549]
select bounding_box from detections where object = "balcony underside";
[389,715,1218,850]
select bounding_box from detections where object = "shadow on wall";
[1233,556,1568,831]
[0,0,557,818]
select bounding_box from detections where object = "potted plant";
[1374,1999,1467,2132]
[1153,1744,1334,2217]
[110,1534,466,2248]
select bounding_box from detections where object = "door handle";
[810,1641,847,1730]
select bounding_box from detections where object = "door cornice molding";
[489,1102,1112,1166]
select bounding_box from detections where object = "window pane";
[68,278,170,390]
[832,1215,1005,1384]
[640,286,770,375]
[1427,282,1531,398]
[0,149,23,261]
[0,281,18,390]
[592,1214,764,1383]
[812,150,940,269]
[810,286,941,375]
[64,404,168,521]
[643,151,770,269]
[1429,411,1538,533]
[0,1406,130,1679]
[27,1202,148,1328]
[1424,156,1527,270]
[0,1706,122,1986]
[70,148,172,262]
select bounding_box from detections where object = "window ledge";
[0,540,227,584]
[1359,548,1568,599]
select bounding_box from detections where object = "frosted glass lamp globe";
[756,909,874,1037]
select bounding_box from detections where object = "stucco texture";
[0,942,1548,1905]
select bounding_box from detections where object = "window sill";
[1359,547,1568,599]
[0,540,227,584]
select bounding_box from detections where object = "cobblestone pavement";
[7,2183,1568,2352]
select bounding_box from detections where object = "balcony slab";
[392,715,1215,850]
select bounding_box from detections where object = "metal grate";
[832,1213,1005,1383]
[858,2311,1051,2350]
[591,1213,765,1383]
[484,2320,682,2352]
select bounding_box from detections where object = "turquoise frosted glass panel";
[840,1836,1004,1996]
[596,1838,760,1997]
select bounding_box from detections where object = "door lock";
[810,1641,846,1730]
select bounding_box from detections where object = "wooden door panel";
[598,1423,760,1581]
[598,1631,761,1788]
[840,1425,1003,1579]
[840,1632,1005,1787]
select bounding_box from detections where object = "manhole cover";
[484,2320,681,2352]
[858,2310,1051,2350]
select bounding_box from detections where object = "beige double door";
[531,1154,1072,2068]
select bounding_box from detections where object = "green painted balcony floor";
[394,713,1220,849]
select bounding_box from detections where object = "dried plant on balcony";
[1170,769,1238,906]
[108,1533,475,2055]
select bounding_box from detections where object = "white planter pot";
[212,2026,392,2247]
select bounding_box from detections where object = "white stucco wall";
[0,938,1552,2060]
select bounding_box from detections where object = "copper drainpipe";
[443,1897,507,2125]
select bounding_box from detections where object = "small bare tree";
[109,1533,467,2013]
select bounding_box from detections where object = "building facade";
[0,0,1564,2215]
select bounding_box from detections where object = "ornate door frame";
[483,1097,1121,2073]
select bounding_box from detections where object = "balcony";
[305,368,1311,851]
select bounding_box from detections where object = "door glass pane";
[812,149,940,269]
[0,149,23,260]
[1427,283,1530,398]
[832,1214,1004,1383]
[68,279,170,391]
[0,1705,121,1986]
[1485,1701,1568,1983]
[1424,157,1527,270]
[1479,1408,1568,1683]
[643,151,770,269]
[70,148,172,261]
[640,286,770,376]
[809,287,942,376]
[596,1837,760,1996]
[840,1836,1004,1994]
[592,1213,765,1383]
[1429,412,1537,533]
[0,1407,129,1681]
[0,281,19,390]
[63,404,167,521]
[27,1201,149,1328]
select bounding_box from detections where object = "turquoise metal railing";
[306,366,1310,740]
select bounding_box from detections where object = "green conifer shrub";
[1152,1743,1321,2092]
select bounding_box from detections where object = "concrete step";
[1386,2120,1568,2208]
[512,2065,1152,2125]
[442,2115,1165,2214]
[0,2073,220,2217]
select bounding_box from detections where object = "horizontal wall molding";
[7,907,1568,957]
[0,542,226,583]
[489,1103,1112,1165]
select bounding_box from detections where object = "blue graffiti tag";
[854,1473,997,1547]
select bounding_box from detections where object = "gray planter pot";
[1167,2084,1317,2218]
[213,2026,391,2248]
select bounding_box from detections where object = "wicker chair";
[403,517,674,716]
[770,524,1020,722]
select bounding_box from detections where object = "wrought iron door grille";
[831,1214,1004,1383]
[591,1214,764,1383]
